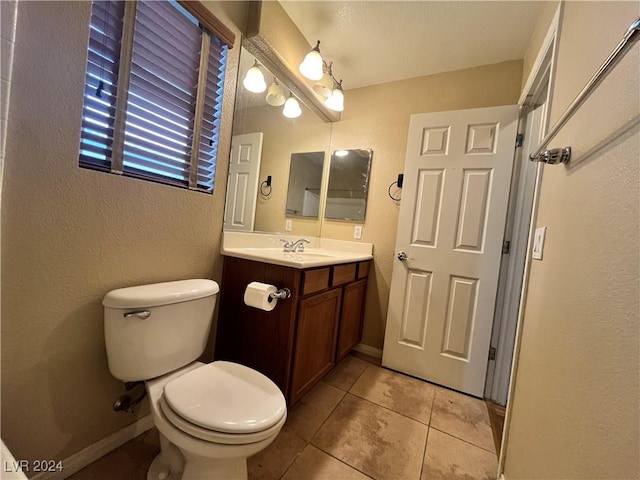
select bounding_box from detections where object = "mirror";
[325,149,372,222]
[285,152,325,218]
[225,46,332,236]
[225,46,373,237]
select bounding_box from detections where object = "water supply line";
[112,381,147,413]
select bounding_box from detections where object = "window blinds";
[79,0,229,192]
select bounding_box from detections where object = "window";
[79,0,233,193]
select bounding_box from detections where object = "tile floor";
[69,354,498,480]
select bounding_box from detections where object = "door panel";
[412,169,444,246]
[224,132,263,231]
[383,105,518,397]
[399,270,432,348]
[455,169,492,252]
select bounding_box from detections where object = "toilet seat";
[160,396,286,444]
[161,361,287,445]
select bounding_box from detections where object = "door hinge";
[515,133,524,147]
[489,347,497,361]
[502,240,511,254]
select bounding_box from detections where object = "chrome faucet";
[280,238,310,253]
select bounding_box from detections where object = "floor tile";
[282,445,371,480]
[124,428,161,468]
[248,425,306,480]
[422,428,497,480]
[430,388,495,453]
[350,351,382,366]
[349,365,436,424]
[67,447,141,480]
[312,394,428,480]
[287,382,346,441]
[322,355,369,391]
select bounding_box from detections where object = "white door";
[224,132,263,231]
[382,105,518,397]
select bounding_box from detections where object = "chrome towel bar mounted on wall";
[530,16,640,165]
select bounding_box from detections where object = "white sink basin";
[221,234,373,269]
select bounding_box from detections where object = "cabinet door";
[336,279,368,362]
[290,288,341,404]
[215,257,301,396]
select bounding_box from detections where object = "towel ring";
[388,173,403,201]
[260,175,272,197]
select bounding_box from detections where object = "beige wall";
[504,2,639,478]
[0,0,247,466]
[329,60,523,349]
[521,1,560,90]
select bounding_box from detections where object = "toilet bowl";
[146,361,286,480]
[102,280,287,480]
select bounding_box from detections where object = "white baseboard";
[32,415,154,480]
[353,343,383,359]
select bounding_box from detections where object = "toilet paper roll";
[244,282,278,311]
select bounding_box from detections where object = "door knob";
[397,251,408,261]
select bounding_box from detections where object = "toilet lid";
[163,361,286,434]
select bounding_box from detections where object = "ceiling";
[280,1,546,90]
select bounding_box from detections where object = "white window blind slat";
[80,0,125,171]
[129,43,200,93]
[125,103,190,141]
[134,9,201,56]
[124,142,191,171]
[196,36,226,190]
[132,25,201,74]
[80,0,228,193]
[128,70,195,114]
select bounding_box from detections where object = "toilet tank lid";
[103,279,219,308]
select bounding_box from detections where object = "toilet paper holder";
[269,288,291,301]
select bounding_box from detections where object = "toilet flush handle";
[123,310,151,319]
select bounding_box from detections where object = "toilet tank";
[103,279,219,382]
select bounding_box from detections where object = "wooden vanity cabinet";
[335,279,368,362]
[215,257,370,405]
[289,287,341,404]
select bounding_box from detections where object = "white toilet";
[103,279,287,480]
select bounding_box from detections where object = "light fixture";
[243,60,266,93]
[325,79,344,112]
[313,62,334,98]
[265,78,286,106]
[299,40,324,81]
[282,94,302,118]
[334,150,349,157]
[298,40,346,114]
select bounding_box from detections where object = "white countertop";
[221,232,373,269]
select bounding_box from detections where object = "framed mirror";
[285,152,325,218]
[325,149,373,222]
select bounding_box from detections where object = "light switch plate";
[532,226,546,260]
[354,225,363,239]
[285,219,292,231]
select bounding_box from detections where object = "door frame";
[497,3,562,476]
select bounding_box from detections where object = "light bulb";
[299,41,324,81]
[243,61,266,93]
[313,73,334,98]
[283,95,302,118]
[265,80,286,106]
[325,82,344,112]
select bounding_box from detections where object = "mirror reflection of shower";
[325,149,373,222]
